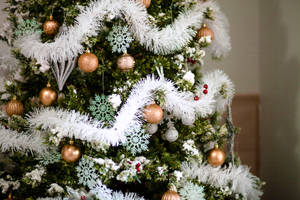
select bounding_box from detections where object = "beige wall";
[260,0,300,199]
[206,0,261,94]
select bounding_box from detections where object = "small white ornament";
[147,123,158,134]
[183,71,195,85]
[165,127,178,142]
[182,115,195,126]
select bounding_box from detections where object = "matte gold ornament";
[196,23,214,41]
[39,83,57,106]
[78,50,99,72]
[161,187,181,200]
[61,140,81,163]
[208,145,226,167]
[43,15,59,36]
[137,0,151,8]
[6,96,24,116]
[117,53,135,72]
[143,103,163,124]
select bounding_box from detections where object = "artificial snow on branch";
[27,75,218,146]
[15,0,230,89]
[0,126,47,155]
[181,161,263,200]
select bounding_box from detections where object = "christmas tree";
[0,0,264,199]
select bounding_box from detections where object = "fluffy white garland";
[27,75,215,146]
[0,126,47,155]
[16,0,230,62]
[27,70,233,146]
[15,0,230,90]
[181,161,263,200]
[196,69,235,114]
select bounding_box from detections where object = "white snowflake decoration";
[179,181,205,200]
[90,179,112,200]
[123,127,150,155]
[107,25,134,53]
[76,157,98,188]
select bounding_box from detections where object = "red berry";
[203,89,208,94]
[204,84,208,89]
[192,60,196,64]
[136,163,141,172]
[81,196,86,200]
[194,96,199,101]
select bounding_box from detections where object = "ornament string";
[226,104,235,164]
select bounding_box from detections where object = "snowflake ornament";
[107,25,134,53]
[15,19,42,37]
[37,151,61,166]
[76,157,98,188]
[90,179,112,200]
[89,94,115,124]
[123,127,150,155]
[179,181,205,200]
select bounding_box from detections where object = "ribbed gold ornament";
[6,96,24,116]
[78,50,99,72]
[43,15,59,36]
[117,53,135,72]
[196,23,214,41]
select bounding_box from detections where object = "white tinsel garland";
[181,161,263,200]
[16,0,230,61]
[27,71,234,147]
[27,75,219,146]
[15,0,230,90]
[0,126,47,155]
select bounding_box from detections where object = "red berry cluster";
[203,84,208,94]
[187,57,197,64]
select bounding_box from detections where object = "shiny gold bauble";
[39,83,57,106]
[143,103,163,124]
[208,145,226,167]
[43,15,59,36]
[78,50,99,72]
[117,53,135,72]
[61,141,81,163]
[137,0,151,8]
[161,189,181,200]
[196,23,214,41]
[6,97,24,116]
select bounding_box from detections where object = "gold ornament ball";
[161,189,181,200]
[117,53,135,72]
[78,51,99,72]
[144,103,163,124]
[208,146,226,167]
[43,15,59,36]
[6,97,24,116]
[196,23,214,41]
[39,83,57,106]
[61,141,81,163]
[137,0,151,8]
